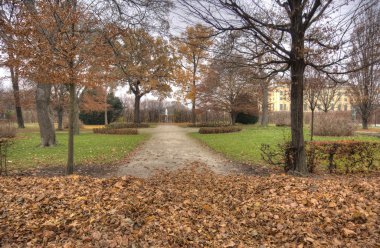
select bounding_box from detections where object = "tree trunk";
[310,109,315,141]
[67,83,75,175]
[105,91,108,125]
[73,96,80,135]
[362,115,369,129]
[290,62,307,174]
[134,95,141,124]
[35,83,56,147]
[230,112,237,125]
[57,108,63,131]
[261,81,269,127]
[191,98,196,124]
[10,66,25,128]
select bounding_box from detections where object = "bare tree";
[318,84,342,113]
[0,1,25,128]
[178,0,367,173]
[200,54,256,124]
[348,2,380,129]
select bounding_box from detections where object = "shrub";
[235,113,259,124]
[0,123,15,175]
[261,140,380,173]
[106,122,150,129]
[0,123,16,139]
[269,111,291,127]
[308,141,380,173]
[314,113,355,136]
[188,122,230,128]
[199,126,242,134]
[93,128,138,135]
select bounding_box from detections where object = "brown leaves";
[0,165,379,247]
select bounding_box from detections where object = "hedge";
[106,123,150,129]
[93,128,138,135]
[188,122,230,128]
[199,126,242,134]
[261,140,380,173]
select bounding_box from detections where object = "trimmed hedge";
[188,122,230,128]
[199,126,242,134]
[93,128,138,135]
[308,141,380,173]
[106,123,150,129]
[261,140,380,173]
[236,113,259,125]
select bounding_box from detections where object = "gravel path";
[117,125,247,178]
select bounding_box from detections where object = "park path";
[117,125,246,178]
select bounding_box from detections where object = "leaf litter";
[0,163,379,247]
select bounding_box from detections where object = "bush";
[187,122,230,128]
[261,140,380,173]
[0,123,16,139]
[308,141,380,173]
[314,113,355,136]
[0,123,15,175]
[106,123,150,129]
[93,128,138,135]
[235,113,259,124]
[269,111,291,127]
[199,126,242,134]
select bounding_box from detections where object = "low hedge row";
[93,128,138,135]
[106,123,150,129]
[308,141,380,173]
[261,140,380,173]
[188,122,230,128]
[199,126,242,134]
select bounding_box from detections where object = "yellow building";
[269,85,353,112]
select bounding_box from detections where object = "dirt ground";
[117,125,259,178]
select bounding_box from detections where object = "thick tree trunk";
[290,62,307,174]
[57,108,63,131]
[67,83,75,175]
[36,83,56,146]
[134,95,141,124]
[261,81,269,127]
[10,67,25,128]
[310,109,315,141]
[362,115,369,129]
[230,112,237,125]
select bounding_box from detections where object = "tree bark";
[134,95,141,124]
[104,90,108,125]
[261,81,269,127]
[230,112,237,125]
[35,83,56,147]
[57,108,63,131]
[73,96,80,135]
[67,83,75,175]
[10,66,25,128]
[362,115,369,129]
[191,98,196,124]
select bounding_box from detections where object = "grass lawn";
[7,129,147,170]
[190,125,380,165]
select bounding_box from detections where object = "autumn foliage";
[0,165,379,247]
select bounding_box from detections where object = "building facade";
[269,85,353,112]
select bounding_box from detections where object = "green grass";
[191,125,379,165]
[7,131,147,170]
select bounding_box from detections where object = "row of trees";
[1,0,379,174]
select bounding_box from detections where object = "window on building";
[338,104,341,111]
[344,105,347,111]
[304,104,308,111]
[331,104,335,111]
[280,104,283,111]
